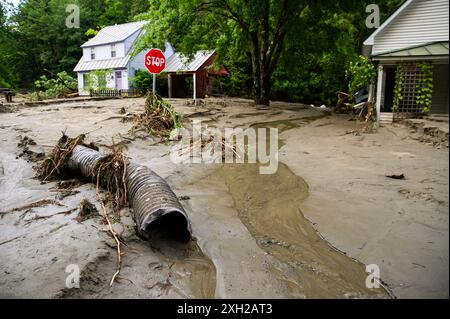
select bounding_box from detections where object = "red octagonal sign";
[145,48,166,74]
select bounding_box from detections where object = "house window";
[111,44,116,58]
[90,48,95,60]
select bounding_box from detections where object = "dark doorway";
[170,74,194,98]
[383,67,396,112]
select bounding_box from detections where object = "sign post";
[144,48,166,95]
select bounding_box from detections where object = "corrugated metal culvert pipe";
[67,145,191,241]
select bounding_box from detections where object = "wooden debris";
[24,208,76,225]
[386,173,405,180]
[0,199,63,218]
[0,236,20,246]
[36,133,95,181]
[130,93,182,138]
[75,199,98,222]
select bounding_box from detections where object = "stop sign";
[145,48,166,74]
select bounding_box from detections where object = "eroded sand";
[0,97,448,298]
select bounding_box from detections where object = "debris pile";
[36,135,128,286]
[17,135,45,162]
[93,144,128,211]
[36,134,129,211]
[76,199,99,222]
[131,93,183,137]
[36,133,93,181]
[34,133,190,286]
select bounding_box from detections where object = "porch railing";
[89,89,143,97]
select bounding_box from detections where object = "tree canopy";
[1,0,403,105]
[137,0,403,105]
[0,0,147,88]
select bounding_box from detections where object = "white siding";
[76,25,149,94]
[82,43,126,61]
[373,0,449,55]
[77,72,89,96]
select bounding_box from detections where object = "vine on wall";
[392,63,405,112]
[416,62,434,113]
[85,69,114,91]
[392,62,434,114]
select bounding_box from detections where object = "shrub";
[30,71,77,100]
[131,70,153,92]
[345,55,376,98]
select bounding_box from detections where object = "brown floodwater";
[142,220,216,298]
[152,238,217,299]
[217,162,389,298]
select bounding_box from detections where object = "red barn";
[164,50,229,99]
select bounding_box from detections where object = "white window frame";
[90,47,95,60]
[111,44,116,58]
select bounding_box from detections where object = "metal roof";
[81,21,147,48]
[73,56,130,72]
[164,50,216,73]
[373,41,449,57]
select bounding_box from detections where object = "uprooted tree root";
[37,133,98,181]
[91,144,128,286]
[130,92,183,138]
[37,133,128,210]
[93,144,128,211]
[36,134,129,286]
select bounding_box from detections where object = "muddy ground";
[0,97,448,298]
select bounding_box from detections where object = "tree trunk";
[259,0,270,106]
[260,70,271,105]
[250,33,261,105]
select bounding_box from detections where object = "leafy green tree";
[8,0,134,87]
[0,1,11,86]
[0,0,26,87]
[2,0,407,103]
[273,0,404,105]
[129,0,149,19]
[137,0,308,105]
[137,0,405,106]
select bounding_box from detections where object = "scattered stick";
[24,208,77,225]
[96,166,123,287]
[0,199,63,218]
[0,236,20,246]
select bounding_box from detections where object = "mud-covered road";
[0,97,448,298]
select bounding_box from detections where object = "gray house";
[364,0,449,124]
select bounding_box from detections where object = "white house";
[364,0,449,124]
[74,21,175,95]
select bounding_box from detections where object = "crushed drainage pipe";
[67,145,191,239]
